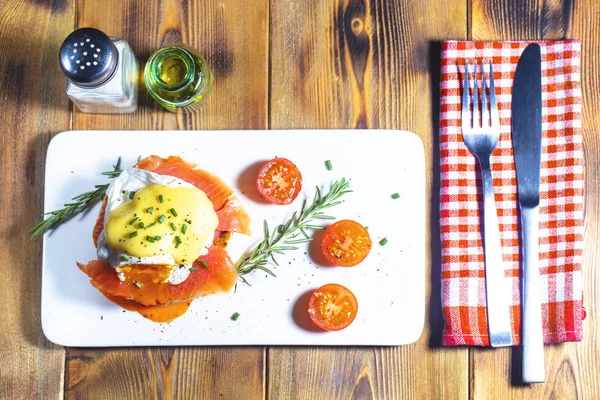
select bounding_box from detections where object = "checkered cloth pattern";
[440,40,585,346]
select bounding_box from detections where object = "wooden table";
[1,0,598,398]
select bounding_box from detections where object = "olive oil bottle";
[144,45,213,112]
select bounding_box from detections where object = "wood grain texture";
[268,0,468,399]
[65,0,269,398]
[471,0,600,398]
[72,0,269,131]
[0,0,72,399]
[2,0,599,399]
[66,348,264,399]
[576,0,600,389]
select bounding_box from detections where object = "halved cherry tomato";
[321,220,372,267]
[308,283,358,331]
[256,158,302,205]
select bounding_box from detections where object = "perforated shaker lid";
[59,27,118,87]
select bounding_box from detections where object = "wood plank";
[470,0,600,398]
[65,0,269,398]
[0,0,73,398]
[268,0,468,398]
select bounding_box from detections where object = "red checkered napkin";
[440,40,585,346]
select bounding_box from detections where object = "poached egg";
[96,168,218,284]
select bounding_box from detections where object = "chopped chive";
[278,224,285,233]
[155,235,162,241]
[325,160,333,170]
[138,222,145,228]
[146,235,156,243]
[364,226,369,230]
[134,281,142,289]
[169,222,177,231]
[200,261,209,269]
[146,207,154,213]
[129,231,138,238]
[120,255,129,262]
[182,224,188,234]
[189,267,198,272]
[231,312,240,321]
[170,208,178,217]
[391,193,400,199]
[174,236,182,248]
[145,222,156,229]
[379,237,388,246]
[158,215,166,223]
[129,217,139,225]
[158,195,164,203]
[129,191,135,200]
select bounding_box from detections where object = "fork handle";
[521,205,545,383]
[480,157,513,347]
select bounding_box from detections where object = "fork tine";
[481,60,488,127]
[472,62,479,128]
[489,60,499,129]
[462,61,470,131]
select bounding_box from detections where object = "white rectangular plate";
[41,130,425,346]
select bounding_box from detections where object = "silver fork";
[461,61,512,347]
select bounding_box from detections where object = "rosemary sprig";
[236,177,351,284]
[29,158,123,239]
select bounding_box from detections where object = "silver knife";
[511,43,545,383]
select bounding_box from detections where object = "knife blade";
[511,43,545,384]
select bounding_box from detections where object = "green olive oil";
[144,45,213,112]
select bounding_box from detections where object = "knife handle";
[521,205,545,383]
[480,157,513,347]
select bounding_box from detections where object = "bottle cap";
[59,27,118,87]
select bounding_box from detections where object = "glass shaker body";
[66,39,138,113]
[144,45,213,112]
[60,28,139,114]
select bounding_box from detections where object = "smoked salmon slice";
[167,246,237,302]
[135,156,233,211]
[216,196,251,235]
[101,291,191,323]
[77,260,133,299]
[77,246,237,306]
[92,197,107,247]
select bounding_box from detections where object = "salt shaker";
[59,28,139,113]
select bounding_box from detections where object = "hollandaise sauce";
[105,184,218,265]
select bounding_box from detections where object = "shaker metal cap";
[59,27,118,87]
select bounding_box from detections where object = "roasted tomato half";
[256,158,302,205]
[321,220,372,267]
[308,283,358,331]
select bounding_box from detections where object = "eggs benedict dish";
[78,155,250,322]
